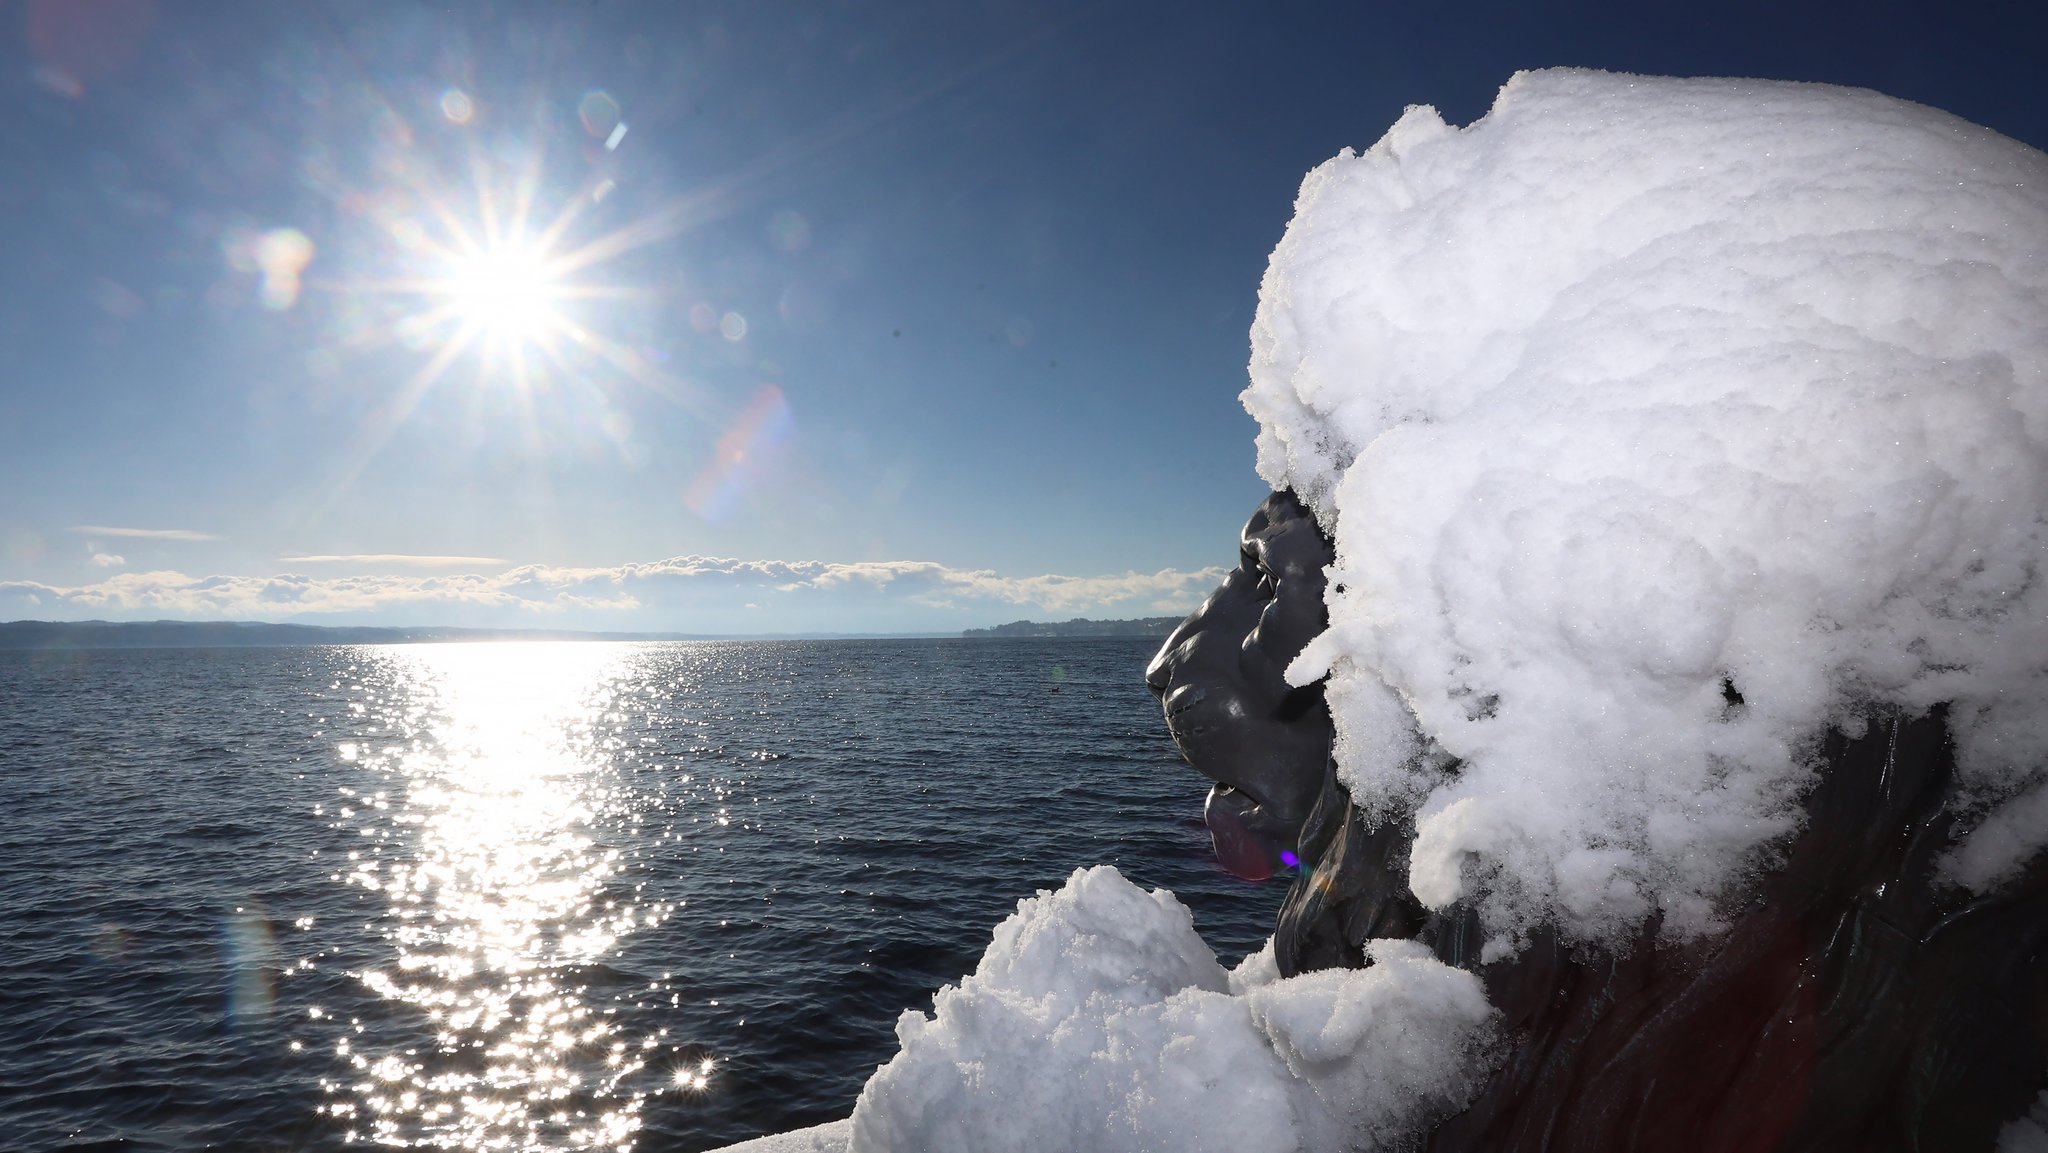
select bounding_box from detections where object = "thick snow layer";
[845,867,1494,1153]
[2001,1090,2048,1153]
[1248,69,2048,949]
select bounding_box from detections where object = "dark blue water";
[0,639,1280,1151]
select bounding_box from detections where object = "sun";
[311,132,705,496]
[442,240,564,348]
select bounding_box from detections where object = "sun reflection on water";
[324,643,679,1150]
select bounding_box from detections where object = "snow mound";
[2002,1089,2048,1153]
[846,866,1494,1153]
[1247,68,2048,950]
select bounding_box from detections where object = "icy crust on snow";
[1247,69,2048,950]
[845,867,1495,1153]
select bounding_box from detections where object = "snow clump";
[846,866,1495,1153]
[1247,68,2048,952]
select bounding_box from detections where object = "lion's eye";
[1255,572,1277,600]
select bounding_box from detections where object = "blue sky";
[3,0,2043,634]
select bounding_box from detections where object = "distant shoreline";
[0,617,1188,650]
[960,616,1183,639]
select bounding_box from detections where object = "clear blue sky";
[3,0,2043,634]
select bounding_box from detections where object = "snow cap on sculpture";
[1246,68,2048,952]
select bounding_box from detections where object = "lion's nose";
[1144,636,1180,697]
[1147,602,1209,698]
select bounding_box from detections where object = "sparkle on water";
[322,644,679,1150]
[0,637,1282,1149]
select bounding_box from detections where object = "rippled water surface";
[0,639,1279,1151]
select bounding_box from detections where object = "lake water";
[0,639,1280,1151]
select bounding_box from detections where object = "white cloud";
[279,554,509,567]
[70,525,220,541]
[0,555,1226,627]
[91,552,126,568]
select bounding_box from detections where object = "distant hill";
[961,616,1185,639]
[0,620,956,649]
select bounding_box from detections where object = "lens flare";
[223,226,316,311]
[223,903,278,1024]
[439,88,474,124]
[684,385,794,522]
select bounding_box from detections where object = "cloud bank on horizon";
[0,554,1225,632]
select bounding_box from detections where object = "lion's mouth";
[1160,683,1306,882]
[1161,682,1206,727]
[1204,783,1288,881]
